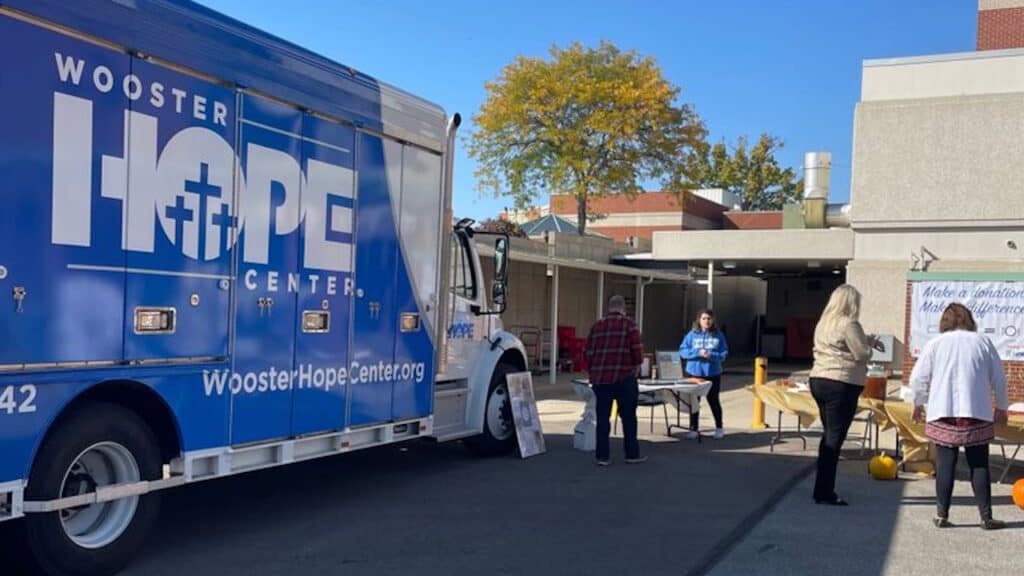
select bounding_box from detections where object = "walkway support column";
[635,276,644,332]
[706,260,715,310]
[596,271,605,320]
[550,265,560,386]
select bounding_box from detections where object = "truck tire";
[24,402,162,576]
[464,363,518,456]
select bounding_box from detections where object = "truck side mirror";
[491,281,507,314]
[494,236,509,283]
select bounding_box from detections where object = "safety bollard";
[750,356,768,429]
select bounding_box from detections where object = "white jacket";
[909,330,1009,423]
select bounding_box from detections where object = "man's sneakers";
[714,428,725,439]
[595,459,610,467]
[686,430,699,440]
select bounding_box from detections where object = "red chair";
[571,337,588,372]
[557,326,578,371]
[785,317,815,360]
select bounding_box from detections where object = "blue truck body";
[0,0,462,498]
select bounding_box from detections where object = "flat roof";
[864,46,1024,68]
[475,241,692,283]
[650,229,854,263]
[860,46,1024,103]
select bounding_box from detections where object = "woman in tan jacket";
[809,284,883,506]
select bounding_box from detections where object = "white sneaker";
[714,428,725,439]
[686,430,699,440]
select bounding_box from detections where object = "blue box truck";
[0,2,528,574]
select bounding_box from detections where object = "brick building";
[546,191,723,243]
[546,189,777,243]
[978,0,1024,51]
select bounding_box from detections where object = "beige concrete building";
[847,46,1024,365]
[845,25,1024,405]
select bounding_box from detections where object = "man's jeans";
[594,376,639,461]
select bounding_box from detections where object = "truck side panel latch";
[13,286,26,313]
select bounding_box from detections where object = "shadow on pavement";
[0,430,817,576]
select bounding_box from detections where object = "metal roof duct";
[801,152,850,228]
[825,203,851,228]
[804,152,831,200]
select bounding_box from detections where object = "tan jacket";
[809,318,874,386]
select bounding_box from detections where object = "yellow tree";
[468,41,705,235]
[680,134,803,211]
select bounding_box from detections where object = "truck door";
[348,133,400,426]
[290,115,355,436]
[0,17,128,366]
[444,231,490,379]
[121,58,234,363]
[230,95,302,444]
[391,145,443,420]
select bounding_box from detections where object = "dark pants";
[935,443,992,520]
[686,373,722,430]
[810,377,862,501]
[594,376,639,461]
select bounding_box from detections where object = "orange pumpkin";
[869,452,898,480]
[1013,479,1024,510]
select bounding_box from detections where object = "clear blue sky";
[198,0,976,221]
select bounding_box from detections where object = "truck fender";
[463,330,528,434]
[25,379,184,485]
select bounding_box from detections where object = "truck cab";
[432,219,526,455]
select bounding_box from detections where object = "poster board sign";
[506,371,546,458]
[910,280,1024,360]
[639,354,653,378]
[656,350,683,379]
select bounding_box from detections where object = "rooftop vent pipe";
[801,152,850,228]
[804,152,831,201]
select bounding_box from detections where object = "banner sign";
[910,281,1024,360]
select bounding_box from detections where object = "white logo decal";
[50,53,354,273]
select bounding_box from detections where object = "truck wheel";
[465,363,518,456]
[24,402,162,576]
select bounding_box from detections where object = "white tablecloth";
[570,378,713,450]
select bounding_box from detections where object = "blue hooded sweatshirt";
[679,329,729,377]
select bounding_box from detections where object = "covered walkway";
[477,239,691,385]
[620,228,857,362]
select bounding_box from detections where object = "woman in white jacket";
[910,303,1009,530]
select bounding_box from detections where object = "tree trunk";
[576,194,587,236]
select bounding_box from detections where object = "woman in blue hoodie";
[679,309,729,439]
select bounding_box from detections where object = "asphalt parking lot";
[113,427,809,576]
[5,369,1019,576]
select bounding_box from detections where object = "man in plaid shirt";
[584,294,646,465]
